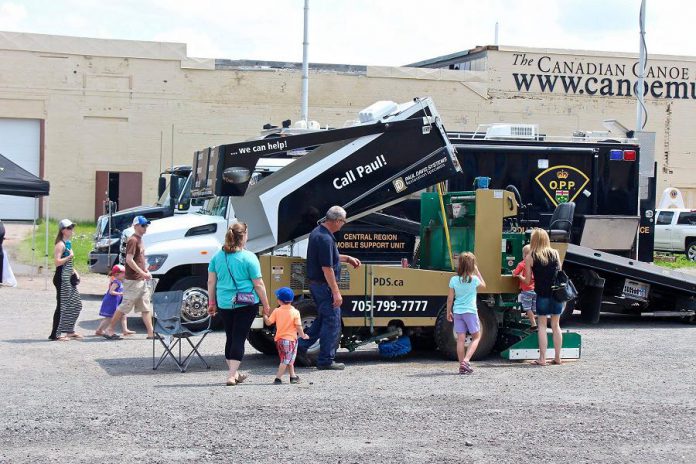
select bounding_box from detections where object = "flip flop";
[67,333,83,339]
[236,373,248,384]
[550,360,563,365]
[103,334,122,340]
[531,359,548,366]
[57,336,70,342]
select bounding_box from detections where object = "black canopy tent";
[0,153,49,197]
[0,154,51,286]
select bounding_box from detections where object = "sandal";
[531,359,548,366]
[226,378,237,386]
[103,334,122,340]
[236,373,248,384]
[290,376,300,384]
[551,359,563,365]
[67,333,83,339]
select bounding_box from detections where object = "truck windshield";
[155,174,188,206]
[198,196,228,217]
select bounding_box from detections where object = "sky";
[0,0,693,65]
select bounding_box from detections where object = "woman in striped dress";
[49,219,83,341]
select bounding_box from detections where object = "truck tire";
[247,329,278,355]
[170,276,215,331]
[434,301,498,361]
[687,239,696,262]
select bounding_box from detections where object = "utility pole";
[636,0,647,131]
[300,0,310,124]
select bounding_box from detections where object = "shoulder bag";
[551,267,578,303]
[224,253,257,306]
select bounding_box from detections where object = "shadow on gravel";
[563,313,693,330]
[80,294,103,302]
[94,352,280,377]
[3,338,55,344]
[77,316,147,332]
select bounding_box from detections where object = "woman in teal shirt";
[207,222,271,386]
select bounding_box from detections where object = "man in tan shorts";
[104,216,155,340]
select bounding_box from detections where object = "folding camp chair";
[152,290,212,372]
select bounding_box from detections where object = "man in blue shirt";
[297,206,361,370]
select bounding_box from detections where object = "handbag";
[551,268,577,303]
[225,253,257,306]
[70,273,80,287]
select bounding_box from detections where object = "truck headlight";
[147,254,168,272]
[96,237,119,249]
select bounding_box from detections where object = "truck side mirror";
[170,178,181,199]
[157,177,166,198]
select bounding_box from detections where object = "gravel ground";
[1,275,695,464]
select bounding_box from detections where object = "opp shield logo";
[534,165,589,206]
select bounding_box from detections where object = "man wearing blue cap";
[104,215,155,340]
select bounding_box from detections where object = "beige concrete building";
[0,31,694,220]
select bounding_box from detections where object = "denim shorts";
[536,296,564,316]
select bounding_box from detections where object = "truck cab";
[654,209,696,260]
[121,158,296,325]
[88,165,203,274]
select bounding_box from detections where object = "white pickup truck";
[654,209,696,261]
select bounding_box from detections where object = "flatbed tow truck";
[445,126,696,324]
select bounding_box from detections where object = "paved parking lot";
[1,276,695,463]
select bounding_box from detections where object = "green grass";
[653,254,696,270]
[17,219,96,275]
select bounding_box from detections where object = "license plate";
[623,279,650,300]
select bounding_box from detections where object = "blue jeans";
[298,283,341,366]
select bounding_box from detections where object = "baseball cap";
[275,287,294,303]
[132,215,151,227]
[111,264,125,274]
[58,219,75,230]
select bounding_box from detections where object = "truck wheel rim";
[301,315,320,353]
[688,244,696,261]
[451,325,473,347]
[181,287,208,322]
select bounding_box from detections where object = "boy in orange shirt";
[263,287,309,384]
[513,244,538,331]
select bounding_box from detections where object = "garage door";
[0,119,41,220]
